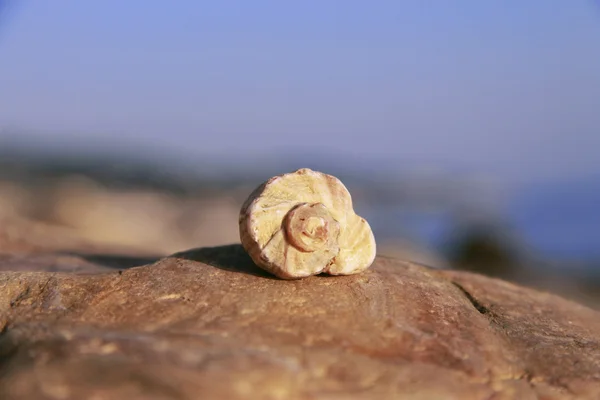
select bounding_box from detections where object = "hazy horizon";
[1,1,599,185]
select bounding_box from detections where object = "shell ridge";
[261,227,285,252]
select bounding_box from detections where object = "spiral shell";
[239,168,376,279]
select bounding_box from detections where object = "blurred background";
[0,1,599,307]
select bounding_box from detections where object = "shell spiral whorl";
[284,203,340,253]
[239,168,376,279]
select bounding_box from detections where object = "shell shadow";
[75,254,162,270]
[171,244,278,279]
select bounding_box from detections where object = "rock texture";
[1,244,599,399]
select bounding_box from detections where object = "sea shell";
[239,168,376,279]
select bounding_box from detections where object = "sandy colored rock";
[0,245,599,399]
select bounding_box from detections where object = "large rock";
[1,245,599,399]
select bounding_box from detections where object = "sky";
[0,1,599,183]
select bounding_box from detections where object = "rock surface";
[1,244,599,399]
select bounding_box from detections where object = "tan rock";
[0,245,599,399]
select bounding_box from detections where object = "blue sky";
[0,1,599,183]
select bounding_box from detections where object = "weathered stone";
[0,245,599,399]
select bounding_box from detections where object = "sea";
[360,178,600,268]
